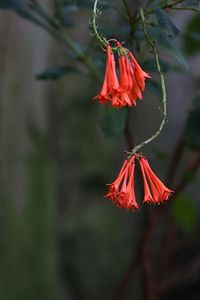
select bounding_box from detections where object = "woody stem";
[128,8,167,155]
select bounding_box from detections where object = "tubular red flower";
[128,51,151,93]
[105,154,172,212]
[93,44,111,104]
[93,41,150,108]
[105,156,139,211]
[139,157,173,204]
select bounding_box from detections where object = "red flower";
[128,51,150,93]
[93,44,121,105]
[105,154,173,211]
[105,156,139,211]
[139,157,173,204]
[93,41,150,108]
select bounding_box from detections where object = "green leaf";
[181,0,200,7]
[172,194,199,233]
[36,66,78,80]
[158,31,188,70]
[155,8,179,36]
[183,15,200,55]
[184,108,200,150]
[100,108,128,137]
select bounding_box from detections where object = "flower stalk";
[128,7,167,156]
[92,0,108,48]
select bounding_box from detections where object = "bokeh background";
[0,1,200,299]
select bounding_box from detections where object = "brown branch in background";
[155,151,200,297]
[157,256,200,291]
[114,251,139,300]
[114,208,161,300]
[167,138,185,186]
[122,0,138,38]
[156,138,186,284]
[140,207,159,300]
[157,216,177,285]
[175,152,200,195]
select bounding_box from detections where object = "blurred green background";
[0,1,200,299]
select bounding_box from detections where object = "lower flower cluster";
[105,154,173,211]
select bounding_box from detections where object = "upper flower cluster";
[93,42,150,108]
[105,154,173,211]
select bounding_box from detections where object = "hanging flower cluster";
[93,42,150,108]
[92,2,172,212]
[105,154,173,211]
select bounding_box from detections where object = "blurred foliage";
[155,8,180,37]
[172,193,199,233]
[183,15,200,55]
[0,125,56,300]
[184,96,200,150]
[0,0,200,300]
[100,107,128,137]
[36,66,79,80]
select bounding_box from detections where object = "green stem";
[128,8,167,155]
[92,0,119,51]
[92,0,107,48]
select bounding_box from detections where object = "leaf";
[183,15,200,55]
[172,194,199,233]
[181,0,200,7]
[158,31,188,70]
[155,8,179,36]
[36,66,78,80]
[100,108,128,137]
[146,80,161,98]
[184,108,200,150]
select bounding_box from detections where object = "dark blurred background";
[0,0,200,299]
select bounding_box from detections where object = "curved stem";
[128,8,167,155]
[92,0,107,48]
[92,0,119,52]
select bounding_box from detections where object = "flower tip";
[144,72,151,79]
